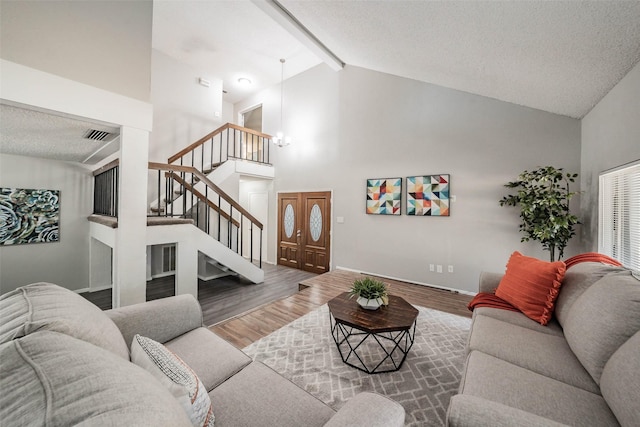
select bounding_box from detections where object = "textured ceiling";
[4,1,640,163]
[152,0,640,118]
[278,0,640,119]
[0,104,120,164]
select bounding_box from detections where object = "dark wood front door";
[278,191,331,274]
[277,193,301,269]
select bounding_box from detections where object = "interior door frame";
[276,190,333,272]
[238,103,263,130]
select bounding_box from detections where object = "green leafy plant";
[348,277,388,302]
[499,166,580,261]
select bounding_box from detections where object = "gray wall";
[580,62,640,251]
[0,154,93,294]
[0,0,152,102]
[90,238,112,290]
[236,65,582,293]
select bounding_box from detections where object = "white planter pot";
[357,296,383,310]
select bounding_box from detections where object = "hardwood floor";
[210,269,473,348]
[81,266,473,349]
[79,263,317,326]
[198,264,316,325]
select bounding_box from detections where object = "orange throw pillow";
[495,251,566,325]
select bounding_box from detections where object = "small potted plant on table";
[349,277,389,310]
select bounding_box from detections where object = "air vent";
[83,129,116,142]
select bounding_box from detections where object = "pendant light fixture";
[275,58,291,147]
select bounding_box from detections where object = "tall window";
[599,161,640,270]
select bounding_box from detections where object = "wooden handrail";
[166,172,240,228]
[93,159,119,176]
[226,123,273,139]
[167,123,273,164]
[148,162,263,229]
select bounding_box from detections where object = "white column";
[175,237,199,298]
[113,126,149,307]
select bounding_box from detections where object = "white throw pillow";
[131,334,214,427]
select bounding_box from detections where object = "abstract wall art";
[366,178,402,215]
[0,188,60,245]
[406,175,450,216]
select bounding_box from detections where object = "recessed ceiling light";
[237,77,252,86]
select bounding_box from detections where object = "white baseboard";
[335,266,476,296]
[147,271,175,281]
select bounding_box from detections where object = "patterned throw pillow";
[131,334,214,427]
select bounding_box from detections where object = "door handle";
[296,229,301,237]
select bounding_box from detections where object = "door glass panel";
[309,203,322,242]
[284,204,295,238]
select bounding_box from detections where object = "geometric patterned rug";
[243,304,471,426]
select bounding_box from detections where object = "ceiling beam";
[251,0,344,71]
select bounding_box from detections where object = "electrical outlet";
[448,265,454,273]
[437,265,443,273]
[429,264,435,272]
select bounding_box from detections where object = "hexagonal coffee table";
[328,292,418,374]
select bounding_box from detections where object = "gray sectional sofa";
[447,262,640,426]
[0,283,404,426]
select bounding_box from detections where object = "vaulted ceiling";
[156,0,640,119]
[2,1,640,164]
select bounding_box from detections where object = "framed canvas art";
[366,178,402,215]
[406,175,450,216]
[0,188,60,245]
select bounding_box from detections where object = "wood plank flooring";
[81,266,473,349]
[80,263,317,326]
[210,269,473,348]
[199,264,317,325]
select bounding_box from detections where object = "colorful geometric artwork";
[406,175,450,216]
[366,178,402,215]
[0,188,60,245]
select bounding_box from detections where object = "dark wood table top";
[327,292,419,333]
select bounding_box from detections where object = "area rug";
[242,304,471,426]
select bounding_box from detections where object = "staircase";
[169,122,271,170]
[93,123,274,285]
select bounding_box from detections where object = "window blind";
[599,161,640,271]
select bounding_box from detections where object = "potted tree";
[349,277,389,310]
[499,166,580,261]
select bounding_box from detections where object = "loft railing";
[93,159,119,217]
[148,162,263,267]
[167,123,272,172]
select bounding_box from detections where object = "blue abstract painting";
[0,188,60,245]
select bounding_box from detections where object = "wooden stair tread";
[146,217,195,226]
[88,215,195,228]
